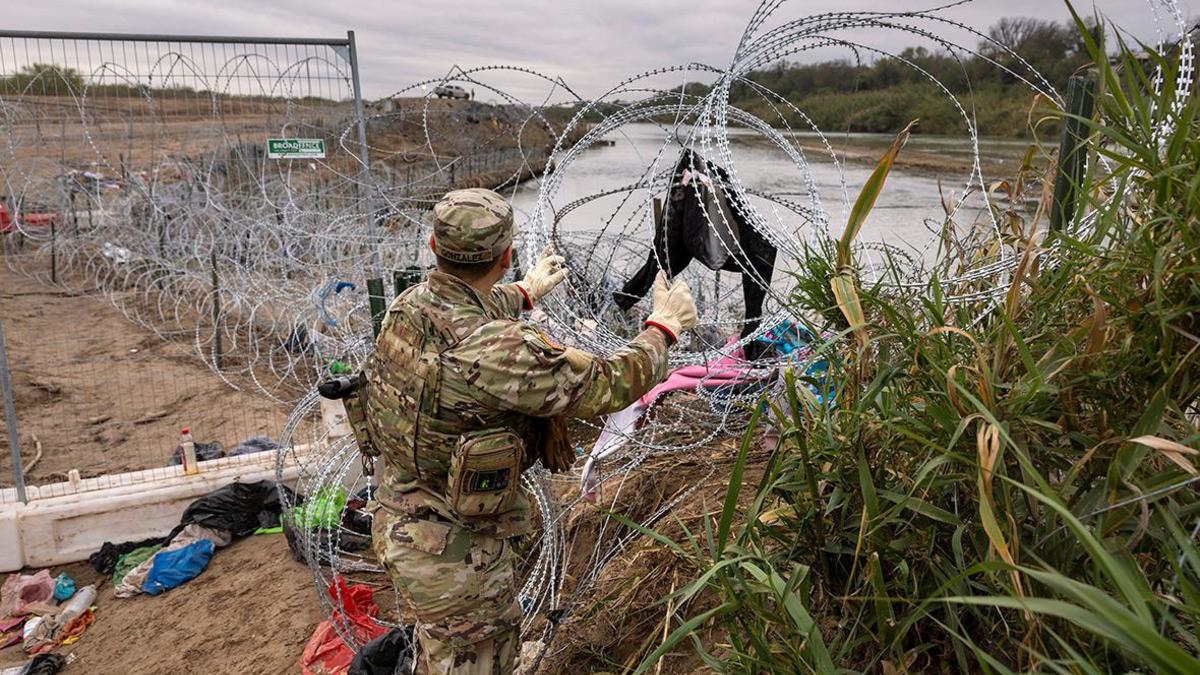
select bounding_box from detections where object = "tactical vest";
[358,277,532,536]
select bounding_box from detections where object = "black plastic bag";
[285,525,371,566]
[20,654,67,675]
[228,435,279,457]
[88,536,168,574]
[172,481,289,538]
[168,440,224,465]
[348,627,413,675]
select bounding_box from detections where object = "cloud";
[4,0,1191,100]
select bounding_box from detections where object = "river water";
[509,123,1027,260]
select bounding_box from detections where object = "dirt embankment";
[537,435,776,674]
[0,261,287,483]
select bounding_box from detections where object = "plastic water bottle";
[180,428,198,475]
[54,585,97,627]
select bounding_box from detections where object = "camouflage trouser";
[373,507,521,674]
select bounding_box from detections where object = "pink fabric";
[635,345,761,409]
[581,341,770,500]
[1,571,56,617]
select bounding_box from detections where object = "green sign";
[266,138,325,159]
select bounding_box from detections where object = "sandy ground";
[0,534,323,674]
[0,261,288,485]
[0,261,321,673]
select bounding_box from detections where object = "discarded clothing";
[21,616,53,654]
[112,545,162,587]
[1,572,56,618]
[114,556,156,598]
[580,339,771,498]
[0,616,25,650]
[24,586,96,654]
[143,540,214,596]
[327,577,387,642]
[581,326,830,499]
[14,653,66,675]
[115,525,229,597]
[172,522,233,549]
[614,148,778,359]
[300,622,355,675]
[56,609,94,646]
[88,536,167,575]
[348,627,414,675]
[173,480,287,538]
[169,440,223,466]
[228,435,279,457]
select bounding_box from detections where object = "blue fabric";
[753,321,836,405]
[143,540,214,596]
[53,573,76,601]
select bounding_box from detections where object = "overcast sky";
[5,1,1195,99]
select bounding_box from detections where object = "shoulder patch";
[524,328,565,355]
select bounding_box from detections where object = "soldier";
[362,188,697,674]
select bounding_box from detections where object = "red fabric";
[300,622,354,675]
[300,579,387,675]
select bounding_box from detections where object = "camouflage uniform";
[365,189,670,674]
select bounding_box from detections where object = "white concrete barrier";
[0,448,312,572]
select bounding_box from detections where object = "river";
[509,123,1029,260]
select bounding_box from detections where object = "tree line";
[720,16,1099,137]
[0,63,335,103]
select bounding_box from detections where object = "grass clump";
[626,10,1200,674]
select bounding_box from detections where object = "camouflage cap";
[432,188,514,264]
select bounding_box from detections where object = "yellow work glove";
[644,271,698,344]
[517,245,569,305]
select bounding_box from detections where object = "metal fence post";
[347,30,378,268]
[0,315,28,503]
[348,30,387,339]
[1050,74,1096,233]
[367,277,387,338]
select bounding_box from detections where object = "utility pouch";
[342,388,380,458]
[447,428,523,519]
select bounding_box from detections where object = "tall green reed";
[630,7,1199,673]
